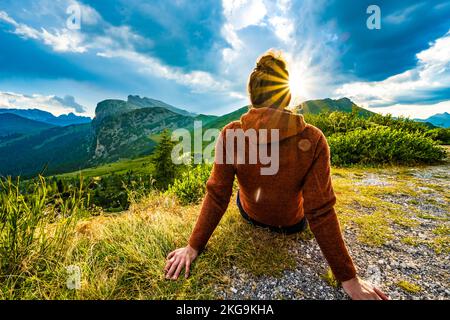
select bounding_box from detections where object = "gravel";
[215,163,450,300]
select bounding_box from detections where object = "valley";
[1,95,448,179]
[0,95,224,177]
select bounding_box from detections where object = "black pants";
[236,190,307,235]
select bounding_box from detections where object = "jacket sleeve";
[302,134,357,282]
[189,129,236,251]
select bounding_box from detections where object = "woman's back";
[226,106,330,227]
[166,50,388,299]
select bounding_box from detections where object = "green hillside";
[0,113,54,137]
[0,123,92,177]
[59,154,155,179]
[203,106,249,130]
[92,107,195,164]
[193,114,218,124]
[297,97,374,116]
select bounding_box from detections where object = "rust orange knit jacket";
[189,106,356,282]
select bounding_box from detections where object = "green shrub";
[304,111,432,138]
[328,127,446,166]
[167,164,212,205]
[367,113,430,133]
[425,128,450,145]
[304,111,369,136]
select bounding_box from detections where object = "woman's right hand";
[164,245,199,280]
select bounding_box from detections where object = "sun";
[288,65,308,107]
[251,53,313,110]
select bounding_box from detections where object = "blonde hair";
[247,50,291,109]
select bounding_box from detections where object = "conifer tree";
[152,129,176,189]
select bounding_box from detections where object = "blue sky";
[0,0,449,118]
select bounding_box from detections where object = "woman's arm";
[164,130,236,280]
[302,134,388,299]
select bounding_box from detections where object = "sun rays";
[255,60,291,109]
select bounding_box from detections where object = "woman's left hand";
[342,277,389,300]
[164,245,199,280]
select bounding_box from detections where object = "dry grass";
[1,192,299,299]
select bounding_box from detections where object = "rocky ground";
[216,162,450,300]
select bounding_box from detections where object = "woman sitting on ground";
[164,51,388,300]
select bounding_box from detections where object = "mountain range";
[0,95,221,176]
[0,113,54,138]
[0,96,446,177]
[0,108,91,127]
[416,112,450,128]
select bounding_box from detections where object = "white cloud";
[0,92,86,115]
[417,32,450,66]
[41,28,88,53]
[0,10,87,53]
[385,3,425,25]
[0,5,227,96]
[77,2,101,25]
[220,0,268,68]
[275,0,292,13]
[14,23,41,39]
[0,10,18,25]
[366,101,450,119]
[335,30,450,109]
[53,95,85,113]
[221,23,243,65]
[97,49,234,94]
[267,0,295,44]
[222,0,267,30]
[268,15,294,44]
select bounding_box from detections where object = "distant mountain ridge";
[0,113,54,137]
[0,96,219,176]
[0,96,440,177]
[0,108,91,126]
[296,97,374,116]
[94,95,196,124]
[416,112,450,128]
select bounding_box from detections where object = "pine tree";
[152,129,176,189]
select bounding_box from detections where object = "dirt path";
[217,162,450,300]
